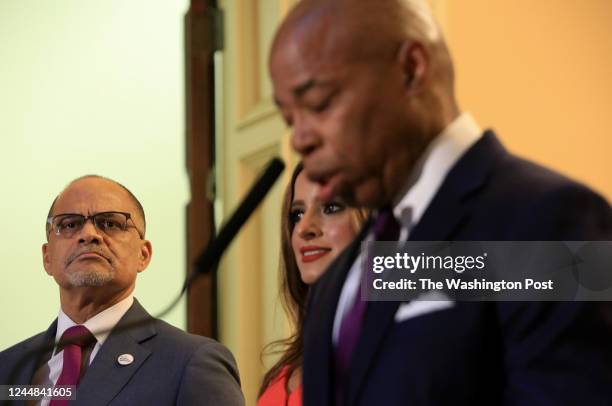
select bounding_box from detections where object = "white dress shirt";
[35,294,134,406]
[332,113,482,344]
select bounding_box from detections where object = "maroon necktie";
[50,325,96,406]
[335,207,401,398]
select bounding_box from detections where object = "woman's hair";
[259,163,368,396]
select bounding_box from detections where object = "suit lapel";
[346,131,506,404]
[75,299,155,406]
[4,322,56,406]
[409,131,505,241]
[15,321,57,385]
[304,219,372,406]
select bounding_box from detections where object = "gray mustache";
[66,247,112,266]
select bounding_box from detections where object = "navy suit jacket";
[0,299,244,405]
[303,132,612,406]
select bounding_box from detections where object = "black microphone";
[191,157,285,278]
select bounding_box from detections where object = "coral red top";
[257,366,302,406]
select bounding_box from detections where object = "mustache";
[66,247,113,266]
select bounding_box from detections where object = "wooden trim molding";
[185,0,218,338]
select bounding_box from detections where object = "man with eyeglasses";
[0,175,245,405]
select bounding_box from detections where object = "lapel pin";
[117,353,134,366]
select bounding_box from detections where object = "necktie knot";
[58,325,95,350]
[372,207,401,241]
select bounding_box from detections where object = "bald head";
[281,0,442,40]
[271,0,445,67]
[270,0,457,133]
[269,0,459,207]
[47,175,146,236]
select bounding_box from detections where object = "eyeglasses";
[46,212,144,239]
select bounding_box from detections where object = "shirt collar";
[392,112,482,229]
[55,294,134,347]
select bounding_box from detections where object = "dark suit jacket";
[303,132,612,406]
[0,299,244,405]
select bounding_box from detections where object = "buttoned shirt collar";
[55,294,134,354]
[392,112,482,234]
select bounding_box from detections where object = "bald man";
[269,1,612,405]
[0,176,244,406]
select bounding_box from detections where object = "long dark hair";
[259,163,308,396]
[259,163,367,396]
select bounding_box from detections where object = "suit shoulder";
[150,317,219,349]
[148,319,244,404]
[0,331,47,383]
[488,153,611,238]
[0,332,46,358]
[479,149,607,209]
[148,317,236,363]
[496,153,595,195]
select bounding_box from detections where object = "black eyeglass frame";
[46,211,145,240]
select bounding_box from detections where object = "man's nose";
[77,219,102,244]
[291,116,320,157]
[295,210,322,240]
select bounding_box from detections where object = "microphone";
[191,157,285,277]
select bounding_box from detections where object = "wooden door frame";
[184,0,222,338]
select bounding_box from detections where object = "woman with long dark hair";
[258,163,367,406]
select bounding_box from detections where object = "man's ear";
[137,240,153,273]
[42,243,52,276]
[397,40,428,93]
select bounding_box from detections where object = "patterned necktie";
[335,207,401,396]
[50,325,96,406]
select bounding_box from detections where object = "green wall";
[0,0,190,350]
